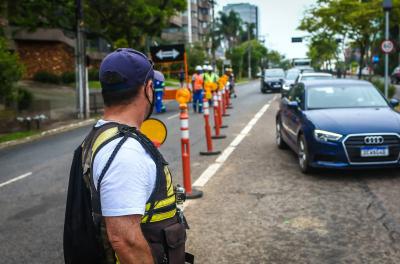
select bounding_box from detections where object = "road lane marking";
[167,113,180,120]
[192,96,276,190]
[0,172,33,189]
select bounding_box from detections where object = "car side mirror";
[288,100,299,109]
[389,98,399,108]
[290,84,294,88]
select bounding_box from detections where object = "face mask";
[144,80,155,120]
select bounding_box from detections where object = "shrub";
[61,72,76,84]
[17,88,34,111]
[0,37,24,105]
[370,79,396,99]
[33,71,61,84]
[88,69,99,81]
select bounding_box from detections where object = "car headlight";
[314,129,343,142]
[282,84,290,90]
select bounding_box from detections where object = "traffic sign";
[381,40,394,54]
[150,44,185,63]
[291,37,302,43]
[372,55,379,63]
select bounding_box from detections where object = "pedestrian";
[228,68,237,98]
[192,65,204,113]
[203,65,218,105]
[64,48,192,264]
[179,68,185,88]
[154,70,167,113]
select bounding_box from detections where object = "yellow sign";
[141,118,167,146]
[176,88,191,105]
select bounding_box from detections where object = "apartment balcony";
[198,13,210,22]
[198,0,211,8]
[169,15,182,27]
[161,31,186,43]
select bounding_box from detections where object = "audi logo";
[364,136,384,145]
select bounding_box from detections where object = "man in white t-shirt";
[75,48,189,264]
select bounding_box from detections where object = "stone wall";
[16,41,75,79]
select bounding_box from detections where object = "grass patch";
[0,130,39,143]
[89,81,102,89]
[236,78,251,84]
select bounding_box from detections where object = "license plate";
[273,84,281,88]
[360,146,389,157]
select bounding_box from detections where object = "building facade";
[161,0,212,44]
[222,3,259,39]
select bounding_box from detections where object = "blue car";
[276,79,400,173]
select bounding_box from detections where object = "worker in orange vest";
[192,65,204,113]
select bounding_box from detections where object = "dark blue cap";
[99,48,154,92]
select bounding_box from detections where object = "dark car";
[276,79,400,173]
[261,68,285,93]
[391,66,400,84]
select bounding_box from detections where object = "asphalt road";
[185,96,400,263]
[0,80,273,263]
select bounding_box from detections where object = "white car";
[295,72,334,84]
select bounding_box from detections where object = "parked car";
[276,79,400,173]
[261,68,285,93]
[294,72,333,84]
[391,66,400,84]
[282,68,300,97]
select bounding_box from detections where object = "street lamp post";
[383,0,392,98]
[247,23,252,79]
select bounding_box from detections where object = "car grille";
[344,134,400,163]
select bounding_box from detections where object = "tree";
[216,10,243,51]
[0,37,24,106]
[307,32,339,70]
[299,0,384,78]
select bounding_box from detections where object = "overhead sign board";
[381,40,394,54]
[291,37,303,43]
[150,44,185,63]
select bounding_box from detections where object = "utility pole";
[187,0,192,44]
[247,23,252,79]
[75,0,88,119]
[383,0,392,98]
[210,0,216,65]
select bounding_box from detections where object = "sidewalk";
[184,99,400,263]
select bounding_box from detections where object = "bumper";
[308,139,400,169]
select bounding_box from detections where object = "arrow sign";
[156,49,180,60]
[150,44,185,63]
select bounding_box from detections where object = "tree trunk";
[358,45,365,80]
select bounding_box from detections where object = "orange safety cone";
[218,90,228,129]
[179,104,203,199]
[211,91,227,139]
[222,87,230,117]
[200,97,221,156]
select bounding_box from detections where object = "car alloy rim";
[276,123,281,144]
[299,140,306,168]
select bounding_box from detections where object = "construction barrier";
[199,97,221,156]
[211,91,226,139]
[218,90,228,129]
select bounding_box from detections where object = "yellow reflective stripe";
[92,127,119,155]
[145,195,176,211]
[164,167,174,196]
[141,209,176,223]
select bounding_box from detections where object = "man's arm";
[105,215,153,264]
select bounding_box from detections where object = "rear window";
[301,75,333,81]
[265,69,284,78]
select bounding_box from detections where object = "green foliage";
[61,72,76,84]
[186,43,208,73]
[370,79,396,99]
[88,69,99,81]
[216,10,243,51]
[113,38,129,49]
[17,88,33,111]
[33,71,61,84]
[0,37,24,105]
[0,130,38,143]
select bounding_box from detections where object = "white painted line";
[192,98,273,190]
[167,113,180,120]
[0,172,33,189]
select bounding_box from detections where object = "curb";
[0,119,96,150]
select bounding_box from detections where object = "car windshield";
[302,75,332,81]
[265,70,284,78]
[307,85,388,109]
[286,71,299,80]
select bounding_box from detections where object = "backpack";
[63,125,129,264]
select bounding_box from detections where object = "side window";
[288,85,305,109]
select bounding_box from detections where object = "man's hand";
[105,215,153,264]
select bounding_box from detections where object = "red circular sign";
[381,40,394,54]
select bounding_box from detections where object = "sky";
[216,0,317,59]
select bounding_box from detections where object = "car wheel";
[276,120,288,149]
[298,134,312,174]
[261,87,267,93]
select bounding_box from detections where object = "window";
[288,84,305,109]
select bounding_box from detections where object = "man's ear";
[145,80,153,94]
